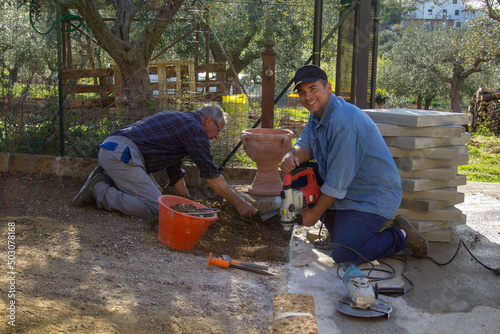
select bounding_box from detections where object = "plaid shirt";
[112,111,220,186]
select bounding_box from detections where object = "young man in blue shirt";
[280,65,428,265]
[73,103,257,219]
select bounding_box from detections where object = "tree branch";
[134,0,186,62]
[111,0,137,42]
[461,57,489,79]
[486,0,500,22]
[75,0,129,61]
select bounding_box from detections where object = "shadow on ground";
[0,172,288,333]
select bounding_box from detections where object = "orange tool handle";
[207,253,230,269]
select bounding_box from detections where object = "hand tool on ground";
[336,263,402,319]
[221,254,269,270]
[207,253,274,276]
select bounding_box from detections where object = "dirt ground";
[0,172,289,333]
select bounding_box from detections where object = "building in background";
[402,0,483,28]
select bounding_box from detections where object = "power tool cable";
[426,237,500,275]
[328,228,499,299]
[332,242,415,296]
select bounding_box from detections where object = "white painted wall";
[402,0,483,28]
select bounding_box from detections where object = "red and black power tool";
[280,166,321,237]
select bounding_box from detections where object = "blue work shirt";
[111,111,220,185]
[296,94,402,219]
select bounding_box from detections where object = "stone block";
[411,214,466,233]
[396,206,463,222]
[423,229,452,242]
[230,182,281,215]
[398,166,458,180]
[458,153,469,166]
[461,131,472,144]
[394,157,463,171]
[55,156,98,178]
[306,228,328,243]
[400,193,464,212]
[376,124,465,137]
[384,134,469,149]
[402,187,459,201]
[272,293,317,334]
[401,175,466,192]
[0,153,10,172]
[364,108,471,127]
[389,146,461,160]
[9,153,57,175]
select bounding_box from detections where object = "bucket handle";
[176,208,220,216]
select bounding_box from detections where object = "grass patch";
[459,134,500,183]
[279,107,310,122]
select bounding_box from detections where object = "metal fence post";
[261,40,276,129]
[57,1,65,156]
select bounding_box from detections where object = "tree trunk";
[118,61,154,121]
[415,95,422,109]
[449,80,462,113]
[424,97,432,110]
[75,0,185,120]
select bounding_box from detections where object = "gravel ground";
[1,173,498,334]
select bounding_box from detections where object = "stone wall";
[0,153,256,187]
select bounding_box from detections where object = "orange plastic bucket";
[158,195,218,251]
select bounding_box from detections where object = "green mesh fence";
[1,0,350,167]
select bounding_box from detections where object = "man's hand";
[236,201,258,217]
[299,193,336,227]
[205,175,257,217]
[280,147,311,174]
[172,178,189,197]
[297,208,323,227]
[280,155,300,174]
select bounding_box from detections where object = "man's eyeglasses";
[213,119,222,133]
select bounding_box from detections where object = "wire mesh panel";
[1,1,349,168]
[335,2,356,103]
[335,0,378,108]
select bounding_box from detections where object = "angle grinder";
[337,263,404,319]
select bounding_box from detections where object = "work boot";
[72,166,109,207]
[392,215,429,259]
[314,232,332,250]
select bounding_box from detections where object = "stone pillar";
[261,40,276,128]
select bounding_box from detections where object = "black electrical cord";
[426,237,500,275]
[332,242,415,296]
[319,220,500,301]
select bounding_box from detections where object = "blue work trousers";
[322,209,405,265]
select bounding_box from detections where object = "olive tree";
[379,21,500,112]
[23,0,188,119]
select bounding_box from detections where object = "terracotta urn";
[241,128,294,196]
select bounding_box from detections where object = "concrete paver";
[364,109,471,127]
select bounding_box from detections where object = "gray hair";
[195,103,228,124]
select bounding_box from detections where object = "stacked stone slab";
[364,109,471,242]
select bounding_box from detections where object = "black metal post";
[355,0,371,109]
[313,0,323,66]
[57,2,65,156]
[370,0,380,108]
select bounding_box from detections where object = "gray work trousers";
[95,135,162,219]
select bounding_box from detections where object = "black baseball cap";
[293,65,328,91]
